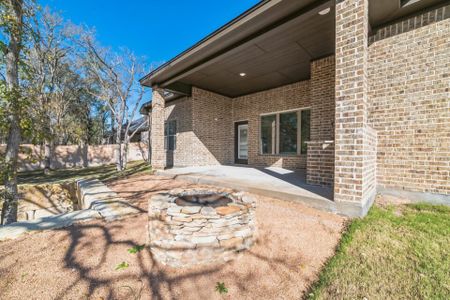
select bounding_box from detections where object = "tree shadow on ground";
[0,174,341,299]
[48,212,301,300]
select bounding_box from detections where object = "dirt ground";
[0,173,346,300]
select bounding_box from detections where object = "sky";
[40,0,261,67]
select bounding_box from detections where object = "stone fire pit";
[148,189,256,268]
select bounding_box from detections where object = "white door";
[237,124,248,160]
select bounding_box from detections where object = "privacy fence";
[0,143,149,171]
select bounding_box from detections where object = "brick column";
[150,89,166,169]
[335,0,377,216]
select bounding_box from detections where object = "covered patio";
[156,165,338,213]
[140,0,426,216]
[144,0,339,188]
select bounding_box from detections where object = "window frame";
[259,107,311,156]
[164,120,177,151]
[260,114,277,155]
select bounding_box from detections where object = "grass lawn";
[16,160,152,186]
[307,203,450,299]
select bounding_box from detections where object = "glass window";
[301,110,311,154]
[261,115,276,154]
[164,120,177,151]
[260,109,311,156]
[238,125,248,159]
[279,112,298,154]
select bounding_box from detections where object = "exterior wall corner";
[334,0,377,208]
[150,89,166,169]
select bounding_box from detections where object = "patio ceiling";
[141,0,446,98]
[172,1,334,97]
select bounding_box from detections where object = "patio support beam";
[334,0,377,216]
[150,89,167,169]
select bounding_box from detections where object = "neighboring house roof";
[139,101,152,115]
[125,117,149,135]
[140,0,443,97]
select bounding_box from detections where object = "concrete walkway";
[157,165,337,213]
[0,179,141,241]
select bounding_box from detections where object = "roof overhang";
[140,0,284,88]
[140,0,446,98]
[139,101,152,115]
[141,0,335,97]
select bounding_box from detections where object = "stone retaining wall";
[148,190,256,268]
[0,183,77,223]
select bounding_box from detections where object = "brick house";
[140,0,450,216]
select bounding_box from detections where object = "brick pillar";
[335,0,377,216]
[147,112,152,163]
[150,89,166,169]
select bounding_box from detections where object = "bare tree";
[76,31,147,170]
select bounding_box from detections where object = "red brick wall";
[160,58,336,172]
[334,0,377,207]
[159,88,233,167]
[164,96,194,167]
[191,87,233,165]
[307,56,336,186]
[311,56,335,142]
[232,81,311,169]
[307,141,334,186]
[368,5,450,195]
[151,90,166,169]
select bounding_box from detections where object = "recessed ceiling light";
[318,7,330,15]
[239,73,246,77]
[401,0,422,7]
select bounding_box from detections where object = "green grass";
[15,160,152,186]
[307,203,450,300]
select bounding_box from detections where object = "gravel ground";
[0,174,345,300]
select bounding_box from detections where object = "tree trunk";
[110,113,115,144]
[43,95,53,174]
[3,121,21,225]
[123,135,129,170]
[81,140,89,168]
[2,0,24,225]
[115,123,123,171]
[43,139,52,174]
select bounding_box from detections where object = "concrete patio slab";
[157,165,338,213]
